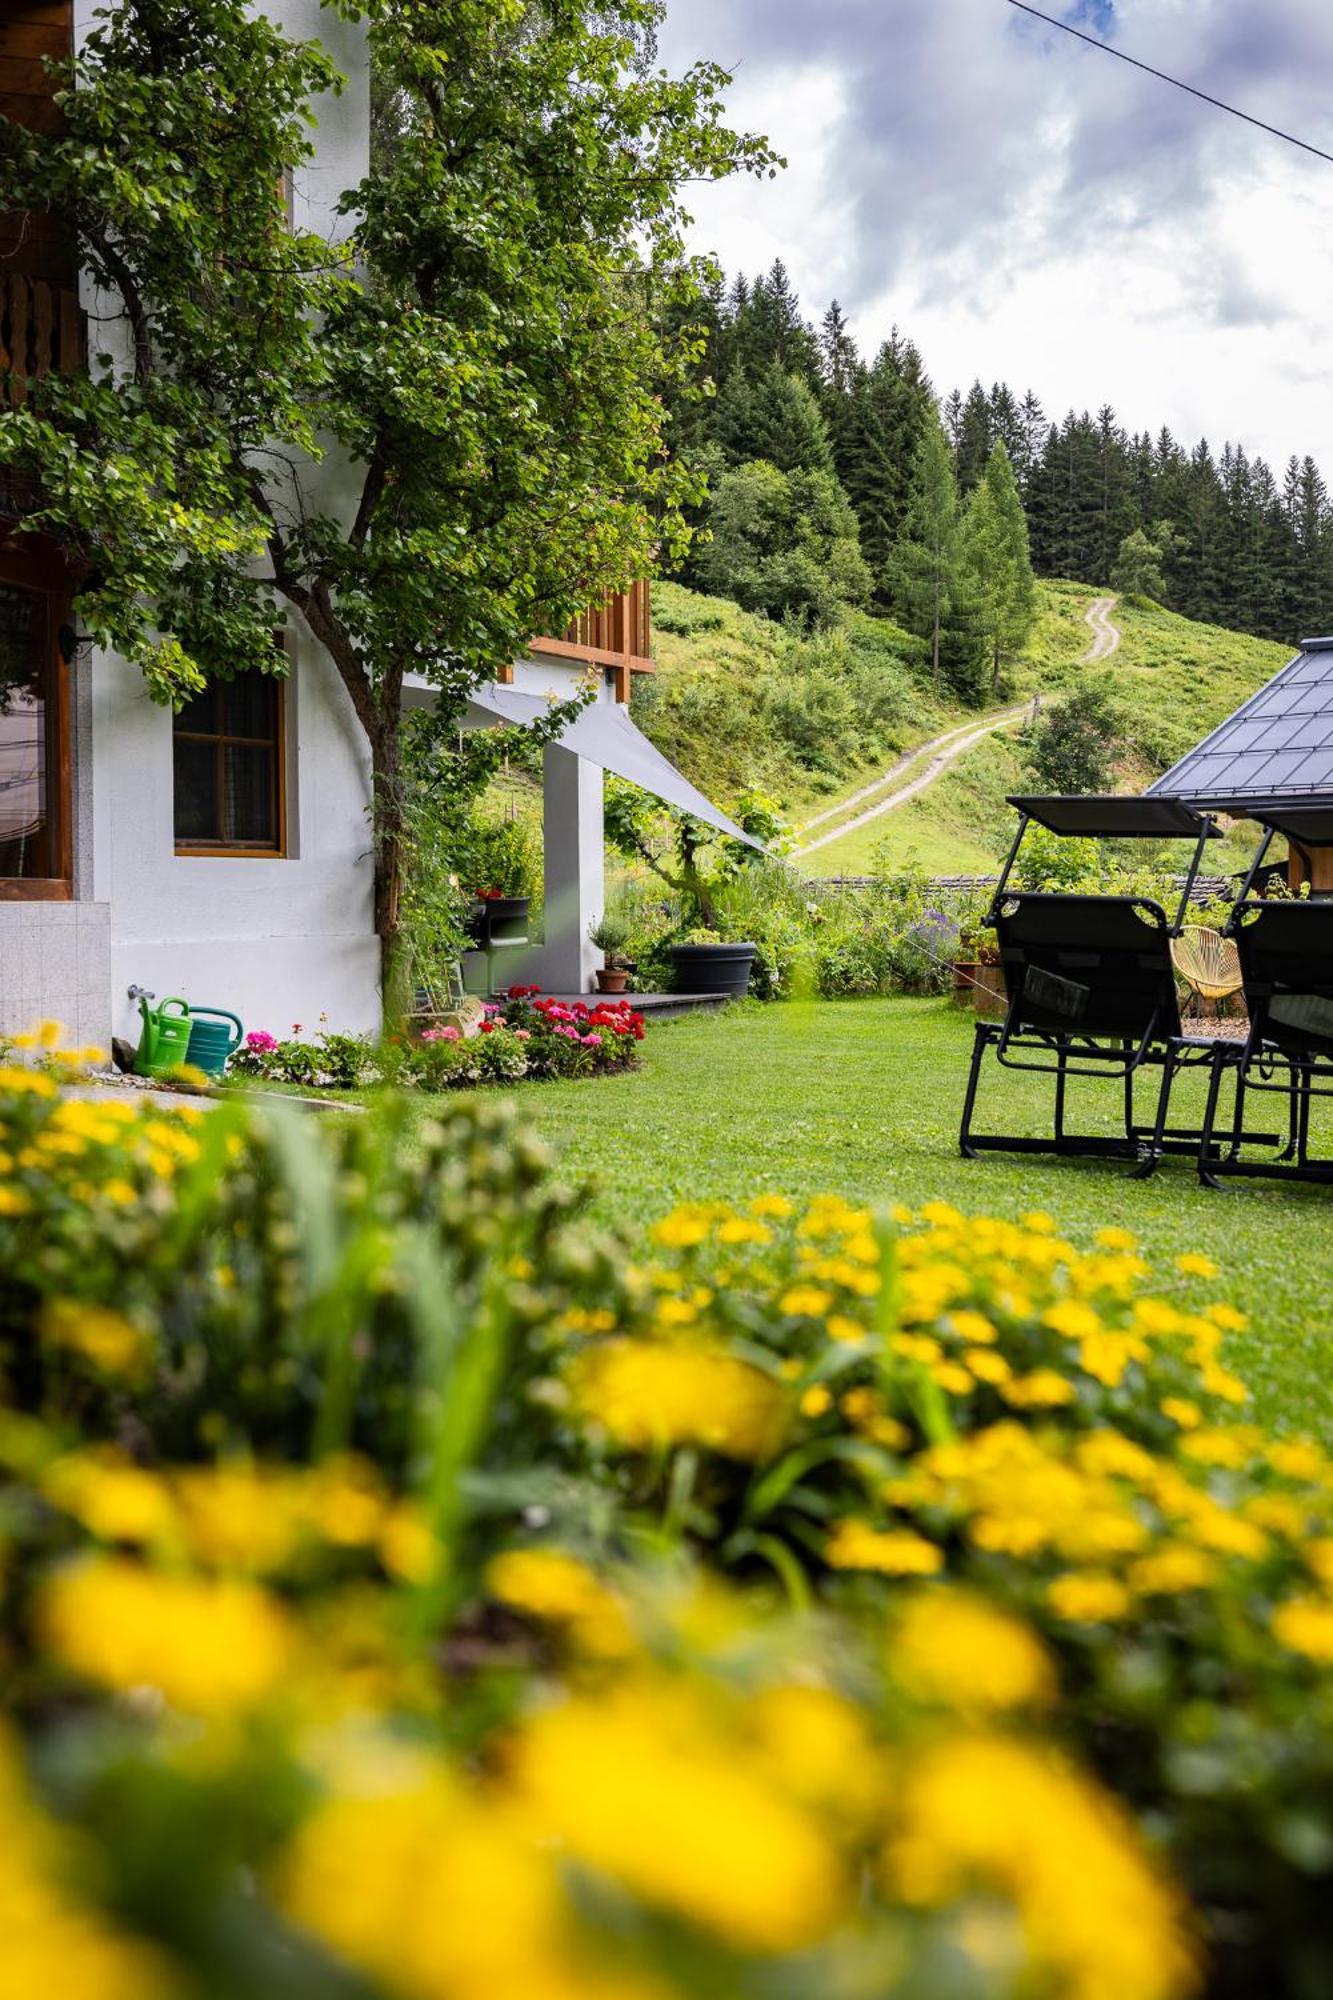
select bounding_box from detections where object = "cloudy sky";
[657,0,1333,471]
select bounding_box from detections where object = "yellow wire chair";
[1170,926,1243,1018]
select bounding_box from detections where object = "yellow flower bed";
[1,1051,1331,1997]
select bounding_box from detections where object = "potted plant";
[603,781,783,1002]
[463,817,536,947]
[953,911,1004,1015]
[669,926,758,998]
[588,914,633,994]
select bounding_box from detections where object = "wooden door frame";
[0,533,73,900]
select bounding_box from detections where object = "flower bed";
[230,988,646,1092]
[2,1045,1333,1997]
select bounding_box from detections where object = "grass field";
[507,997,1333,1441]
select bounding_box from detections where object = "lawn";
[507,996,1333,1440]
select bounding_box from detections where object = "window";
[173,669,286,856]
[0,552,70,899]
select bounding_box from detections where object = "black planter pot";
[466,896,530,948]
[669,941,757,998]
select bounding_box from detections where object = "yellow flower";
[748,1193,794,1219]
[41,1300,148,1377]
[930,1361,974,1396]
[0,1187,32,1216]
[1043,1299,1102,1342]
[825,1520,943,1576]
[1002,1370,1077,1409]
[655,1295,700,1328]
[950,1309,998,1345]
[0,1066,58,1099]
[800,1384,833,1419]
[571,1339,787,1461]
[278,1762,576,2000]
[888,1736,1196,2000]
[511,1682,846,1951]
[42,1453,176,1546]
[1273,1597,1333,1663]
[39,1558,292,1715]
[487,1548,633,1659]
[1174,1253,1218,1279]
[1206,1301,1248,1333]
[652,1207,712,1250]
[0,1728,176,2000]
[826,1312,866,1343]
[1270,1438,1325,1482]
[779,1285,833,1317]
[747,1683,884,1827]
[1127,1546,1216,1596]
[379,1504,440,1585]
[1047,1573,1133,1623]
[966,1348,1012,1385]
[1094,1226,1139,1252]
[892,1590,1057,1713]
[1162,1398,1203,1430]
[717,1215,772,1246]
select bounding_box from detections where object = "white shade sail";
[464,683,761,848]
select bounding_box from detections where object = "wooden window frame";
[0,539,72,902]
[173,669,288,861]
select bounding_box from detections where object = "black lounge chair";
[959,796,1258,1172]
[1197,809,1333,1187]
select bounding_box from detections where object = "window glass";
[172,666,282,852]
[0,581,55,880]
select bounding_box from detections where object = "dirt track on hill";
[795,703,1030,859]
[1082,595,1122,662]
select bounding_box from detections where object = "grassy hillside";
[632,583,954,811]
[633,578,1289,878]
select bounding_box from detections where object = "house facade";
[0,2,725,1051]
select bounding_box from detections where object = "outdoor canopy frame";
[960,793,1275,1176]
[1192,806,1333,1189]
[987,795,1222,934]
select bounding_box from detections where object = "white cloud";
[659,0,1333,468]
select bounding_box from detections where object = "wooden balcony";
[525,580,653,703]
[0,272,83,402]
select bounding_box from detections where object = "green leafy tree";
[1111,525,1169,601]
[888,408,963,684]
[1027,681,1122,795]
[696,460,871,623]
[962,440,1038,691]
[0,0,774,998]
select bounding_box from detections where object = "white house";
[0,1,742,1052]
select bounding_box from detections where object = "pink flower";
[514,1029,531,1042]
[247,1030,279,1051]
[582,1032,603,1047]
[421,1025,461,1044]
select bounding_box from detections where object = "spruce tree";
[719,361,834,474]
[962,440,1038,692]
[889,408,967,687]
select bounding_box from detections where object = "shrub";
[0,1055,1206,2000]
[7,1048,1333,1998]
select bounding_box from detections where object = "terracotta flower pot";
[596,967,630,995]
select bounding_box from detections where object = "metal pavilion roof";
[1148,636,1333,814]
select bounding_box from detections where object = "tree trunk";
[370,720,407,1011]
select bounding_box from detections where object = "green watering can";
[184,1006,245,1080]
[134,996,194,1079]
[134,997,245,1080]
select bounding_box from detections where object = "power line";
[1005,0,1333,168]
